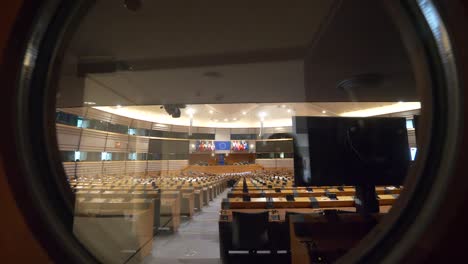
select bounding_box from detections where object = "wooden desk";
[194,190,203,210]
[289,213,383,263]
[222,196,360,210]
[202,188,209,206]
[160,198,180,232]
[73,202,154,263]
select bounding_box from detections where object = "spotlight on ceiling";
[162,104,185,118]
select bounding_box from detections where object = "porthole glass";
[20,0,456,263]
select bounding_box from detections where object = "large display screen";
[193,140,215,152]
[231,140,249,152]
[255,139,293,153]
[148,139,189,154]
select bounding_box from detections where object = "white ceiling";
[83,60,305,105]
[57,0,420,110]
[71,0,334,60]
[94,102,420,128]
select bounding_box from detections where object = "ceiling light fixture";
[116,104,122,108]
[187,108,195,118]
[223,118,228,122]
[242,111,247,115]
[340,102,421,117]
[322,110,327,114]
[84,101,96,105]
[209,110,214,114]
[259,112,267,121]
[233,118,237,121]
[281,105,286,108]
[287,109,292,113]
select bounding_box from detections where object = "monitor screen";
[294,117,410,186]
[255,139,293,153]
[148,139,189,154]
[231,140,249,152]
[193,140,215,152]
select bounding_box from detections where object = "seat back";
[232,211,269,250]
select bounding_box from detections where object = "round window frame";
[2,0,464,263]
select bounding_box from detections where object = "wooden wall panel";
[56,124,80,151]
[225,153,255,165]
[125,161,147,174]
[147,160,163,172]
[256,158,293,169]
[104,133,128,152]
[102,161,126,175]
[128,137,149,153]
[80,129,106,152]
[76,162,102,177]
[189,154,216,165]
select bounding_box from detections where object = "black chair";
[232,211,270,253]
[285,194,295,201]
[242,195,251,202]
[276,211,320,253]
[275,188,281,193]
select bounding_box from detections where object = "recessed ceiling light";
[287,109,292,113]
[209,110,214,114]
[242,111,247,115]
[233,118,237,121]
[116,104,122,108]
[223,118,228,122]
[84,101,96,105]
[187,108,195,117]
[214,119,218,122]
[281,105,286,108]
[322,110,327,114]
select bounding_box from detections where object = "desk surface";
[219,206,391,223]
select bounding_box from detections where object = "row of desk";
[70,175,229,263]
[219,176,400,264]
